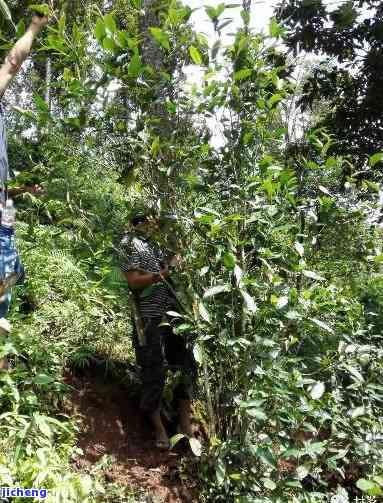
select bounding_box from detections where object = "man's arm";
[8,184,43,197]
[124,267,169,290]
[0,14,49,98]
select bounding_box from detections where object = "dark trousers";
[132,316,197,414]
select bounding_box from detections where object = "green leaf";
[276,296,288,309]
[78,475,93,496]
[309,318,334,334]
[169,433,185,448]
[166,310,183,318]
[211,40,221,60]
[346,365,364,383]
[240,399,265,409]
[102,37,117,52]
[94,18,105,42]
[203,284,231,298]
[350,406,365,418]
[150,27,170,50]
[268,93,282,107]
[294,241,304,257]
[217,19,232,31]
[331,2,358,29]
[216,458,226,486]
[246,408,267,421]
[104,13,117,33]
[168,8,179,24]
[128,53,142,77]
[130,0,142,7]
[189,437,202,456]
[196,33,209,47]
[284,480,302,488]
[198,302,211,323]
[173,323,192,333]
[318,185,331,195]
[296,465,309,480]
[223,252,236,270]
[57,13,66,34]
[34,414,52,437]
[33,93,49,113]
[116,31,129,49]
[166,100,177,113]
[63,67,72,81]
[0,0,14,28]
[255,448,277,469]
[33,374,55,385]
[310,381,325,400]
[356,479,383,496]
[369,152,383,167]
[262,478,277,490]
[0,342,18,357]
[233,68,252,81]
[206,6,217,20]
[243,132,253,145]
[28,3,50,17]
[12,106,35,120]
[303,441,326,456]
[269,17,282,37]
[151,136,160,156]
[241,290,257,313]
[285,310,301,320]
[189,45,202,65]
[302,270,325,281]
[193,344,203,364]
[15,19,25,38]
[216,3,225,17]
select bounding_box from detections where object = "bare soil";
[64,367,200,502]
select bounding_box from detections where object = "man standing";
[119,210,197,450]
[0,12,49,368]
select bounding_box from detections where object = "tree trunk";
[139,0,172,138]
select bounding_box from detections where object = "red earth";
[64,368,200,502]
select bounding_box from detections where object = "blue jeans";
[0,225,23,318]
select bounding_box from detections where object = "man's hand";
[30,14,50,32]
[159,264,169,279]
[169,254,183,268]
[26,184,43,195]
[8,184,44,198]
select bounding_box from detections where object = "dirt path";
[65,368,199,502]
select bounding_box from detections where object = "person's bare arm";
[124,267,169,290]
[8,184,43,197]
[0,15,49,98]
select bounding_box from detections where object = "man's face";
[135,216,160,236]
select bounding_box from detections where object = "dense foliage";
[0,1,383,502]
[276,0,383,174]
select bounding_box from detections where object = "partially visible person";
[119,210,197,450]
[0,11,49,370]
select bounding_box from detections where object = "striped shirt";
[119,233,178,318]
